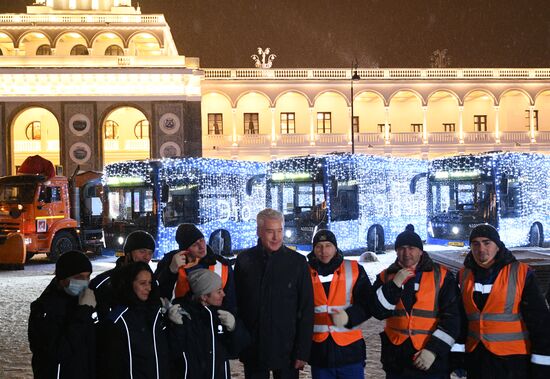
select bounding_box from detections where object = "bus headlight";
[117,236,124,245]
[285,229,292,238]
[452,226,460,235]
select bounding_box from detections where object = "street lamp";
[350,62,360,154]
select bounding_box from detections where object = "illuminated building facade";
[0,0,202,176]
[201,68,550,161]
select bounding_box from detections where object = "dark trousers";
[244,364,299,379]
[311,362,364,379]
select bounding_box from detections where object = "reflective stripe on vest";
[459,261,530,356]
[383,265,446,350]
[174,262,229,299]
[310,260,363,346]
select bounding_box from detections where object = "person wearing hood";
[167,269,250,379]
[90,230,156,321]
[97,261,170,379]
[456,225,550,379]
[371,229,461,378]
[307,230,372,379]
[28,250,97,379]
[234,208,313,379]
[155,223,236,313]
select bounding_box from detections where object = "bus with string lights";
[266,153,428,252]
[426,152,550,248]
[102,157,266,259]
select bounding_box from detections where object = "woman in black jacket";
[168,268,249,379]
[97,262,170,379]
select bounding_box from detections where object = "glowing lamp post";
[350,62,360,154]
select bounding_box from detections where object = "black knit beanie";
[312,229,338,249]
[55,250,92,280]
[469,224,503,248]
[123,231,156,255]
[176,223,204,250]
[395,230,423,251]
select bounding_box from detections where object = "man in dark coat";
[234,208,314,379]
[155,223,236,313]
[307,229,372,378]
[28,250,97,379]
[371,229,461,379]
[456,225,550,379]
[90,230,155,321]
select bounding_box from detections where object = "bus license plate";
[448,241,464,247]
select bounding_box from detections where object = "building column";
[270,107,277,146]
[231,108,238,146]
[458,106,464,144]
[348,106,353,144]
[422,106,428,144]
[529,105,536,143]
[494,105,500,143]
[309,107,315,145]
[384,106,390,144]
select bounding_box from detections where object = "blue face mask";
[64,279,89,297]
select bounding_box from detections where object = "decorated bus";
[102,157,266,258]
[266,153,428,252]
[427,152,550,247]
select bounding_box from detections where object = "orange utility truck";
[0,155,103,268]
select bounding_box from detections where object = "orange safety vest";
[381,265,447,350]
[174,261,229,299]
[459,261,530,356]
[310,260,363,346]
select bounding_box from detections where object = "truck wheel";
[49,231,78,262]
[529,224,542,247]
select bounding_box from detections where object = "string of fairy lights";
[102,152,548,256]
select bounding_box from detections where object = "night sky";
[4,0,550,68]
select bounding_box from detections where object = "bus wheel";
[209,229,232,257]
[49,231,78,262]
[528,224,542,247]
[367,225,385,253]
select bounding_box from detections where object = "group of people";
[28,208,550,379]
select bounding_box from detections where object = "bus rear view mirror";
[409,172,427,194]
[501,175,509,195]
[161,184,169,203]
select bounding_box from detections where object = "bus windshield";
[269,181,325,216]
[107,186,155,225]
[162,185,200,227]
[430,178,494,217]
[0,182,37,204]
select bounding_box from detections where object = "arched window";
[0,48,3,56]
[134,120,150,139]
[25,121,41,140]
[104,120,119,139]
[36,45,52,56]
[70,44,89,56]
[105,44,124,56]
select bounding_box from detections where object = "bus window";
[330,184,359,221]
[163,186,199,227]
[500,179,521,217]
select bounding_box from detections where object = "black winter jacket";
[28,278,96,379]
[457,248,550,379]
[169,299,250,379]
[307,251,372,368]
[234,240,314,369]
[155,247,237,313]
[97,304,170,379]
[371,252,461,377]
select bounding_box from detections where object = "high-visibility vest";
[310,260,363,346]
[459,261,530,356]
[174,261,229,299]
[381,264,446,350]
